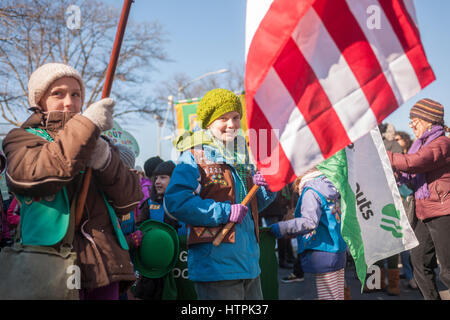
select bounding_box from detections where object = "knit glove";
[252,171,269,187]
[87,138,111,170]
[82,97,115,132]
[229,204,248,224]
[130,230,143,248]
[269,223,282,239]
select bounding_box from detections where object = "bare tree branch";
[0,0,169,126]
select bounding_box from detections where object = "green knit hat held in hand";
[197,88,242,129]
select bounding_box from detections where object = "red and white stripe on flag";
[245,0,435,191]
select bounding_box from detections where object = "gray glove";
[88,138,111,170]
[82,98,115,132]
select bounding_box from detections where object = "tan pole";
[212,184,260,246]
[75,0,134,227]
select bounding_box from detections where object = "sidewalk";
[277,258,450,300]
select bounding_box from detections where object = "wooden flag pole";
[212,184,260,246]
[75,0,134,227]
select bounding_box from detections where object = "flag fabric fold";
[317,128,418,290]
[245,0,435,191]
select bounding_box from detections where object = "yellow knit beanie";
[196,88,242,129]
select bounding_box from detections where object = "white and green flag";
[317,127,418,290]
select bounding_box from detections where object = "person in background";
[393,130,417,290]
[386,98,450,300]
[139,156,164,218]
[270,167,347,300]
[133,160,183,300]
[395,131,413,155]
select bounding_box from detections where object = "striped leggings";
[315,268,345,300]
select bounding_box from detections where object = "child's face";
[155,174,171,196]
[208,111,241,143]
[39,77,82,113]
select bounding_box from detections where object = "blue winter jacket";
[164,144,276,282]
[276,176,347,273]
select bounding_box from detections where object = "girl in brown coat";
[2,63,143,299]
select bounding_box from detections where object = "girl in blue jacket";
[164,88,276,300]
[270,168,347,300]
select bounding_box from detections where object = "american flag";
[245,0,435,191]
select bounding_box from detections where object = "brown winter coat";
[2,110,143,290]
[387,135,450,221]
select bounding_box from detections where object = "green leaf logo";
[380,204,403,238]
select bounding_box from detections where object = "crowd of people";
[0,62,449,300]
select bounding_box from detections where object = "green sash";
[21,128,128,249]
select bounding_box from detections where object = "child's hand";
[252,171,268,187]
[229,204,248,224]
[269,224,282,239]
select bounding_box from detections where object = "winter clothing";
[143,156,163,178]
[116,144,136,169]
[164,130,276,283]
[270,174,346,300]
[410,98,444,124]
[27,63,85,108]
[196,88,242,129]
[252,171,269,187]
[387,125,449,220]
[87,137,111,170]
[82,97,115,132]
[272,175,347,274]
[387,106,449,300]
[2,110,143,291]
[153,161,176,177]
[6,197,20,227]
[229,204,249,224]
[194,277,263,300]
[410,215,450,299]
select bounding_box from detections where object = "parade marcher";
[269,168,347,300]
[164,88,276,300]
[133,160,186,300]
[138,156,164,218]
[386,98,450,300]
[2,63,143,299]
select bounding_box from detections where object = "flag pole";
[75,0,134,227]
[212,184,260,246]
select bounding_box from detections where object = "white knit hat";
[27,63,85,108]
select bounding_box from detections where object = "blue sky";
[102,0,450,167]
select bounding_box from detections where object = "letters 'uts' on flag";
[245,0,435,192]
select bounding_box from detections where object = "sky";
[101,0,450,167]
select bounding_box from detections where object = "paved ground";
[276,254,450,300]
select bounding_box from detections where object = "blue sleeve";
[163,151,231,227]
[256,186,277,213]
[276,189,321,237]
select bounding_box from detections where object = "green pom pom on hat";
[197,88,242,129]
